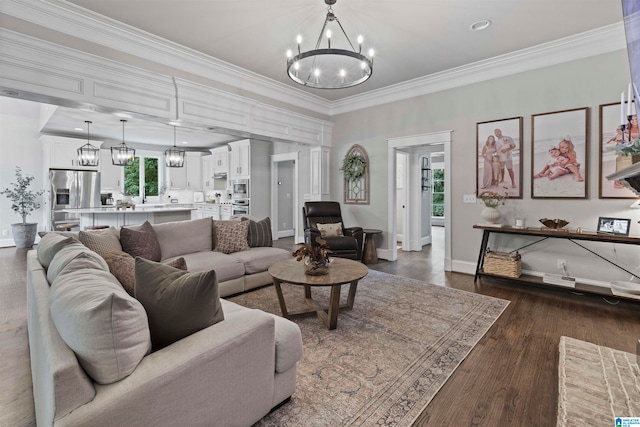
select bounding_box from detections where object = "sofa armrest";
[59,309,277,427]
[344,227,364,260]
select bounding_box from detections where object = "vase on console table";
[480,206,501,224]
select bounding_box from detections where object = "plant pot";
[616,154,640,171]
[304,258,330,276]
[11,223,38,249]
[480,207,501,224]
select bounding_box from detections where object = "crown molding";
[1,0,333,116]
[330,22,626,115]
[1,1,628,117]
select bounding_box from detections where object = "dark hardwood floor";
[2,227,639,426]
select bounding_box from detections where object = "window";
[432,168,444,217]
[124,156,160,199]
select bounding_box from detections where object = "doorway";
[386,131,452,270]
[270,152,299,241]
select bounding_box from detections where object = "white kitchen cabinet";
[211,146,229,176]
[185,153,202,189]
[197,204,220,220]
[99,149,123,191]
[202,155,214,189]
[229,140,250,180]
[41,135,101,171]
[220,205,232,220]
[167,152,202,190]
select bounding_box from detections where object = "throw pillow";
[36,233,75,269]
[135,257,224,351]
[120,221,162,261]
[79,227,122,259]
[317,222,343,237]
[47,242,109,284]
[214,220,250,254]
[50,260,151,384]
[244,217,273,247]
[103,251,187,297]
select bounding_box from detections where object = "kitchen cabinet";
[229,140,250,180]
[99,149,122,191]
[41,135,101,171]
[211,146,229,176]
[220,205,232,220]
[167,152,202,189]
[202,155,214,189]
[196,204,220,220]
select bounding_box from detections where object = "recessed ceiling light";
[74,127,84,131]
[182,141,189,144]
[470,20,491,31]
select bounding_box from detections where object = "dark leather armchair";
[302,201,364,261]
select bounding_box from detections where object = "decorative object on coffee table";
[0,167,44,248]
[292,235,332,276]
[269,258,368,330]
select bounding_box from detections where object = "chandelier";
[77,120,99,166]
[111,119,136,166]
[286,0,374,89]
[164,126,185,167]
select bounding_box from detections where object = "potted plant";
[477,189,509,224]
[0,167,44,248]
[614,138,640,170]
[292,236,333,275]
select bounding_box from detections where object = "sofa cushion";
[103,251,188,296]
[214,220,250,254]
[47,242,109,284]
[50,259,151,384]
[244,217,273,247]
[317,222,343,237]
[135,257,225,351]
[164,251,245,282]
[120,221,162,261]
[153,217,213,260]
[79,227,122,258]
[37,233,75,269]
[228,247,291,275]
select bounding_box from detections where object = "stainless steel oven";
[232,198,249,216]
[231,179,249,199]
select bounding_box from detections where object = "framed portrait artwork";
[531,107,589,199]
[476,116,523,199]
[599,101,638,198]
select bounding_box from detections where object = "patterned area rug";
[558,336,640,427]
[229,269,509,426]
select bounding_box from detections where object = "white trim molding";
[1,1,627,117]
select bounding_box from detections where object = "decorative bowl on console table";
[539,218,569,231]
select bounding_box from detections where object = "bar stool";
[85,225,109,231]
[57,223,79,231]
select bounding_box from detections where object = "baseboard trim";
[277,230,294,238]
[0,238,15,248]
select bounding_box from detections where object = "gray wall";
[330,49,638,283]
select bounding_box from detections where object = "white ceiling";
[4,0,626,149]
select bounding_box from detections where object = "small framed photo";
[597,217,631,236]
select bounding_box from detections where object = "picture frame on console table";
[597,216,631,236]
[531,107,588,199]
[476,116,523,199]
[599,101,638,199]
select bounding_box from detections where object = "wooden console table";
[473,225,640,301]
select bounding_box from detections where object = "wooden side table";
[362,229,382,264]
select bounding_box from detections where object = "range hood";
[606,162,640,196]
[213,172,227,179]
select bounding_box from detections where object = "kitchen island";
[63,206,196,230]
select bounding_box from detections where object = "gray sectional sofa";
[27,218,303,426]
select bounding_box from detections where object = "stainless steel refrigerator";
[49,169,101,231]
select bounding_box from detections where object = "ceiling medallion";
[286,0,374,89]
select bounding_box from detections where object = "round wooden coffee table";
[268,258,368,330]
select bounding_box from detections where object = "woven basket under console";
[483,249,521,278]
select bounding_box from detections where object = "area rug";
[558,336,640,427]
[229,269,509,426]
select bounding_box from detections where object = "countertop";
[63,206,196,214]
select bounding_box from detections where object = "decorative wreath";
[341,153,367,181]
